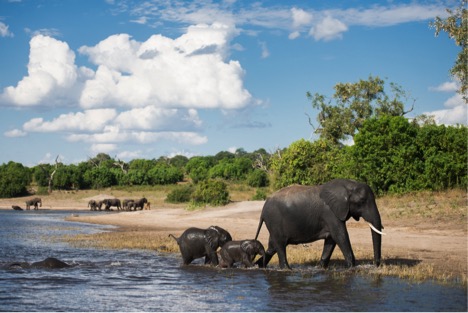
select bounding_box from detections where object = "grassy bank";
[46,186,467,285]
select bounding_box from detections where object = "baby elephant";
[219,239,266,268]
[169,226,232,266]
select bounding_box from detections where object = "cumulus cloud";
[78,23,251,110]
[0,35,78,106]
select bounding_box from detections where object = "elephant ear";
[240,240,255,255]
[205,227,220,250]
[320,180,351,222]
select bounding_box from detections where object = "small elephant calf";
[219,239,266,268]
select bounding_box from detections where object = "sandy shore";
[1,194,466,281]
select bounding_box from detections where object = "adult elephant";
[25,197,42,210]
[255,179,385,269]
[133,197,148,210]
[169,226,232,266]
[88,200,98,211]
[103,198,122,211]
[219,239,266,268]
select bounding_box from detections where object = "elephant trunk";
[363,208,383,267]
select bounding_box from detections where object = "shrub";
[247,169,269,187]
[191,180,230,206]
[251,188,268,200]
[166,185,194,203]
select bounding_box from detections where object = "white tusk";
[368,223,386,236]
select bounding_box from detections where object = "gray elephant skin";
[8,257,70,269]
[255,179,385,269]
[25,197,42,210]
[102,198,122,211]
[219,239,266,268]
[88,200,98,211]
[169,226,232,266]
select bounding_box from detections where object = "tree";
[269,139,342,189]
[0,162,31,197]
[431,0,468,102]
[306,76,413,144]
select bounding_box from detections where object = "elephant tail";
[254,217,264,241]
[168,234,179,244]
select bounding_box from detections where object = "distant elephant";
[88,200,98,211]
[126,200,136,211]
[25,197,42,210]
[122,199,133,211]
[103,198,122,211]
[8,257,70,269]
[12,205,23,211]
[219,239,266,268]
[169,226,232,266]
[255,179,385,269]
[97,200,105,211]
[133,197,148,210]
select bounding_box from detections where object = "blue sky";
[0,0,464,166]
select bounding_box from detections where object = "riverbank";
[1,189,466,284]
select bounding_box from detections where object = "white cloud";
[90,143,117,154]
[68,129,207,145]
[430,81,458,93]
[0,22,13,37]
[23,109,117,132]
[291,7,313,28]
[0,35,78,106]
[426,81,467,125]
[428,104,467,125]
[78,23,251,110]
[259,41,270,58]
[4,129,26,137]
[309,16,348,41]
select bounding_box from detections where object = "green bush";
[247,169,269,187]
[166,185,194,203]
[191,180,230,206]
[251,188,268,200]
[0,161,31,197]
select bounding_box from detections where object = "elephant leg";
[256,238,276,268]
[241,254,254,268]
[276,243,290,269]
[332,226,355,267]
[319,237,336,268]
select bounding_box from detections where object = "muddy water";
[0,210,466,311]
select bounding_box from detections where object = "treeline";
[0,115,466,199]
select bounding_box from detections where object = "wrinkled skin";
[103,198,122,211]
[88,200,98,211]
[7,257,70,269]
[169,226,232,266]
[255,179,383,269]
[25,197,42,210]
[219,240,266,268]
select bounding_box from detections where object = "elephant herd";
[88,198,150,211]
[170,179,385,270]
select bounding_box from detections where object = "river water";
[0,209,466,312]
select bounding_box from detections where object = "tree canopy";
[306,75,413,144]
[431,0,468,102]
